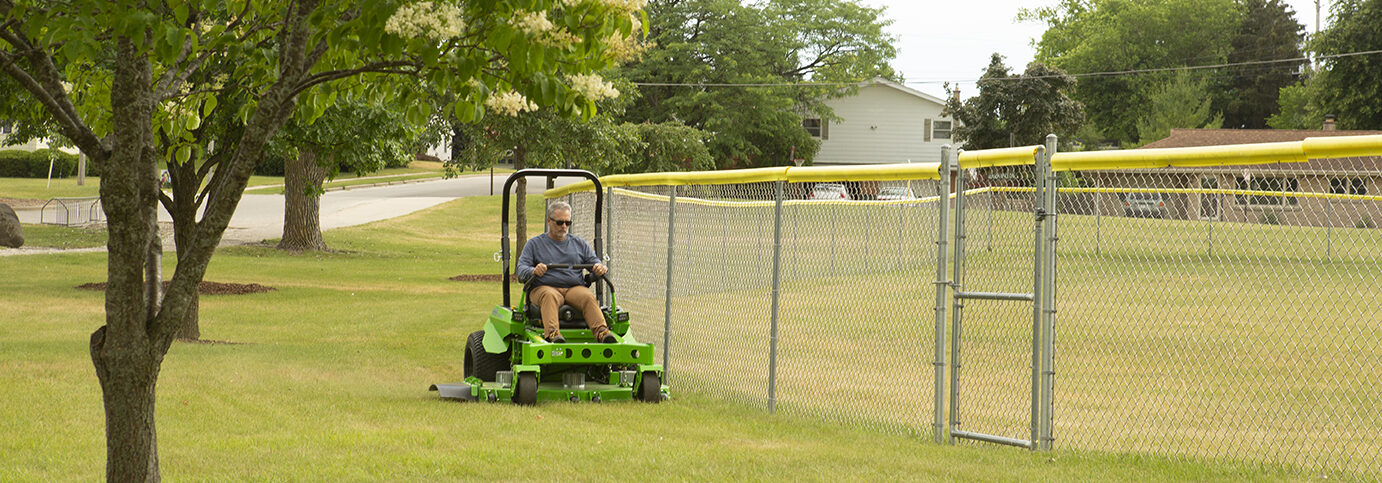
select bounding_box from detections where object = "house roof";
[860,77,948,106]
[1139,128,1382,149]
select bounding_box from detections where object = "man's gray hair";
[546,201,572,220]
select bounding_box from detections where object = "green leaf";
[185,115,201,131]
[175,145,192,164]
[202,97,218,117]
[174,4,189,25]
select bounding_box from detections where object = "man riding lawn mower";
[430,169,669,405]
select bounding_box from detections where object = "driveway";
[13,172,577,246]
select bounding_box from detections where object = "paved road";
[14,172,578,246]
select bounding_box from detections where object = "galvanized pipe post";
[662,186,677,377]
[1040,134,1059,451]
[768,180,786,413]
[1029,144,1049,450]
[933,146,953,444]
[948,150,969,443]
[605,186,615,305]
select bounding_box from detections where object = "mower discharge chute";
[430,169,668,405]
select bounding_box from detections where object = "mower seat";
[524,303,602,329]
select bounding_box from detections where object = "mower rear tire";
[515,372,538,406]
[464,330,509,382]
[637,371,661,403]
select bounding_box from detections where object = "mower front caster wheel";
[637,372,662,403]
[514,373,537,406]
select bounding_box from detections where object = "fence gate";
[946,138,1057,450]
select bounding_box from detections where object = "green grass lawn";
[0,195,1333,480]
[13,223,108,248]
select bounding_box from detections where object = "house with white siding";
[805,77,953,166]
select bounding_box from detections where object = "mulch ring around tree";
[449,274,519,283]
[76,281,277,295]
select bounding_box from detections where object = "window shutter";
[821,120,829,140]
[924,118,932,142]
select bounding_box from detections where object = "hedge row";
[0,149,100,178]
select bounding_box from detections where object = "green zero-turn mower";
[430,168,668,405]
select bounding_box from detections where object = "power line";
[629,48,1382,88]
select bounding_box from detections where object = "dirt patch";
[77,281,277,295]
[449,274,518,283]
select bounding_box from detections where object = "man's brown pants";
[530,285,609,340]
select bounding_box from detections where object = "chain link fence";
[545,133,1382,477]
[1054,157,1382,475]
[566,173,948,439]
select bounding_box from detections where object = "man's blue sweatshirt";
[516,233,600,288]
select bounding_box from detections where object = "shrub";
[255,152,286,176]
[1357,216,1376,229]
[1259,211,1281,225]
[0,148,81,178]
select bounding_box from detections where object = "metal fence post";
[1040,134,1059,451]
[933,146,953,444]
[1029,144,1049,450]
[662,186,677,377]
[606,186,615,306]
[948,150,969,443]
[768,180,785,413]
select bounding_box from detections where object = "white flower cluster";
[567,73,620,101]
[511,10,554,35]
[558,0,585,8]
[602,14,649,62]
[386,1,466,41]
[485,91,539,117]
[600,0,648,14]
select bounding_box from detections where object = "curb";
[324,176,445,192]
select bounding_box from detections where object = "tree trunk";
[167,161,201,341]
[91,326,161,482]
[514,146,527,272]
[278,148,329,251]
[94,36,164,482]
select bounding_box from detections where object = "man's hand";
[592,263,607,276]
[533,263,547,277]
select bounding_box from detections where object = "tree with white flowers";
[0,0,644,480]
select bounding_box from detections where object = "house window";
[1330,177,1368,195]
[1236,176,1299,206]
[0,121,11,135]
[802,118,826,139]
[932,120,952,140]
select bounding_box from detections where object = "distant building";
[1077,128,1382,228]
[806,77,953,166]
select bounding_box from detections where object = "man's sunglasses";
[549,218,573,226]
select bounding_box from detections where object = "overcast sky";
[859,0,1331,100]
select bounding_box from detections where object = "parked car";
[876,187,917,201]
[808,183,850,200]
[1123,192,1167,218]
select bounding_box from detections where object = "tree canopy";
[1222,0,1305,129]
[0,0,645,479]
[615,0,896,168]
[1315,0,1382,130]
[1022,0,1241,144]
[943,54,1084,150]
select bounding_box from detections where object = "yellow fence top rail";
[957,145,1045,169]
[1051,134,1382,171]
[545,162,941,198]
[783,163,941,183]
